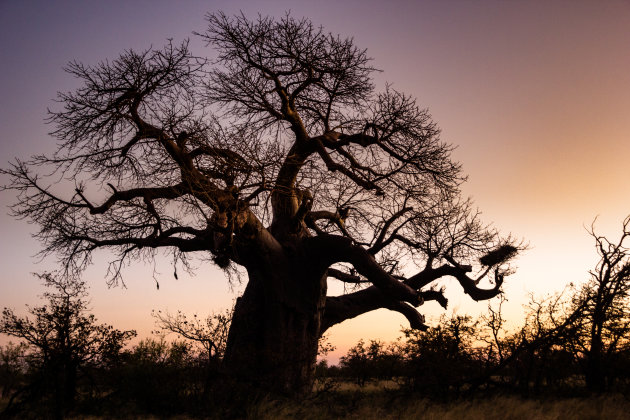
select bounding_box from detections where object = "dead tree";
[570,217,630,392]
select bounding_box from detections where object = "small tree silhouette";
[569,217,630,392]
[152,308,231,363]
[0,273,136,417]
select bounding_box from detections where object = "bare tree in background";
[569,217,630,392]
[2,12,521,394]
[152,308,231,362]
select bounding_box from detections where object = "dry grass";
[248,393,630,420]
[4,388,630,419]
[314,378,401,393]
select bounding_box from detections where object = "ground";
[3,383,628,419]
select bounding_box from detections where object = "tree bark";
[223,244,327,395]
[586,333,605,392]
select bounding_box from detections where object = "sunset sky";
[1,0,629,363]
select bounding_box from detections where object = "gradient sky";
[1,0,629,363]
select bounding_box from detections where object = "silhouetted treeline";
[0,336,234,418]
[2,218,630,418]
[320,218,630,397]
[2,286,630,418]
[324,289,630,397]
[0,274,231,419]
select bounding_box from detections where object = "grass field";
[246,393,630,420]
[3,385,630,419]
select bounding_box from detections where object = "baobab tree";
[2,12,520,394]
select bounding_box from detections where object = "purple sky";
[1,0,630,362]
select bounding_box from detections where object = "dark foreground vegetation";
[2,214,630,418]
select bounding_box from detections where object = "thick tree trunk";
[586,310,606,392]
[223,247,327,395]
[585,344,605,392]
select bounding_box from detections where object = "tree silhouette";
[402,314,481,394]
[567,217,630,392]
[0,273,136,416]
[2,12,520,394]
[152,308,231,363]
[0,342,28,399]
